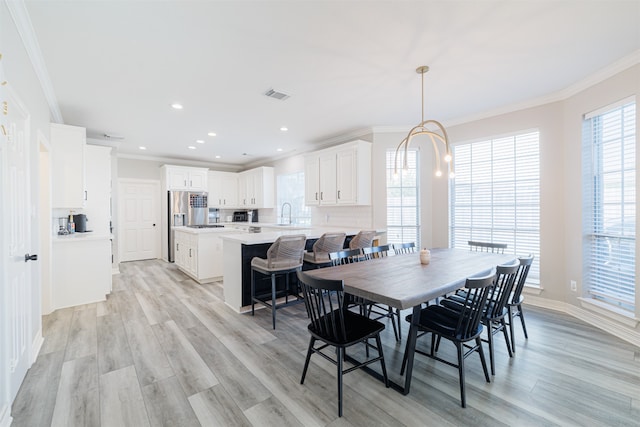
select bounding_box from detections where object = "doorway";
[118,179,161,262]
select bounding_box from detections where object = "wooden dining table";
[305,247,515,394]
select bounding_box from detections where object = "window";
[583,98,636,312]
[449,131,540,284]
[386,149,420,246]
[276,172,311,225]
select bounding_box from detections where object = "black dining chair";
[468,240,508,254]
[507,255,534,353]
[329,249,368,315]
[362,244,391,260]
[442,259,520,375]
[401,272,495,407]
[297,270,389,417]
[361,245,401,341]
[393,242,416,254]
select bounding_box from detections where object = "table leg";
[401,304,421,395]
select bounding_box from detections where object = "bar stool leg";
[251,268,256,316]
[271,273,277,329]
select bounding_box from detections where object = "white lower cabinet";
[174,229,227,283]
[52,237,112,309]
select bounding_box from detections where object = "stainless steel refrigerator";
[168,191,208,262]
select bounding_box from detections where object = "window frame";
[582,97,636,312]
[449,130,541,285]
[386,148,420,247]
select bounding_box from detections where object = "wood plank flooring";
[11,259,640,426]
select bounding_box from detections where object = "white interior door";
[1,81,33,421]
[119,180,160,262]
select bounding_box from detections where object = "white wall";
[2,1,51,346]
[427,64,640,339]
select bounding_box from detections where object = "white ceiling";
[24,0,640,168]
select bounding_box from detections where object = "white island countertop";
[219,226,385,245]
[174,223,384,244]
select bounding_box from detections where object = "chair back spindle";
[298,271,348,342]
[455,274,496,339]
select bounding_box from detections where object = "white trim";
[584,95,637,120]
[525,295,640,348]
[30,330,43,365]
[5,0,63,123]
[0,405,12,427]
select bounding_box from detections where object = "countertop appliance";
[233,211,248,222]
[168,191,208,262]
[233,210,259,223]
[73,214,90,233]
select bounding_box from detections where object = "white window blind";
[449,131,540,284]
[276,172,311,225]
[583,100,636,311]
[386,149,420,246]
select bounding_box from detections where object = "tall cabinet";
[51,132,112,310]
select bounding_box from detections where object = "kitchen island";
[220,226,385,313]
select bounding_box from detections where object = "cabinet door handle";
[190,180,193,187]
[85,190,88,201]
[315,192,318,201]
[338,190,341,199]
[189,248,192,257]
[177,243,179,251]
[184,180,187,187]
[320,192,323,200]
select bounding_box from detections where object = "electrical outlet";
[570,280,577,291]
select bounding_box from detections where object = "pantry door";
[119,179,160,261]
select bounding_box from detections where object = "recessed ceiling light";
[196,139,204,144]
[139,146,147,150]
[215,155,221,159]
[208,132,216,137]
[171,103,183,110]
[280,127,288,132]
[276,148,283,152]
[188,146,196,150]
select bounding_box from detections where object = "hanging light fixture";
[394,66,454,178]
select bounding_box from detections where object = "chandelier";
[394,66,454,178]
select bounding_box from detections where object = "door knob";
[153,224,156,226]
[24,253,38,262]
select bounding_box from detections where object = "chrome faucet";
[281,202,292,225]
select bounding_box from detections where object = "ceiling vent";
[264,88,290,101]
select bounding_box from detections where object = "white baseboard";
[31,330,44,364]
[524,295,640,348]
[0,404,12,427]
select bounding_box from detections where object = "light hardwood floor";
[11,259,640,426]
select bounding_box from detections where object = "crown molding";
[446,49,640,128]
[6,0,63,123]
[115,151,241,172]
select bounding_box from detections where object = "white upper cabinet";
[208,171,238,208]
[163,165,208,191]
[51,123,87,209]
[304,156,321,206]
[304,140,371,206]
[238,166,274,209]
